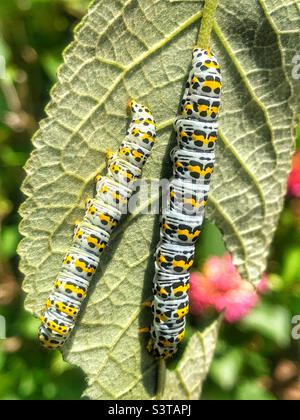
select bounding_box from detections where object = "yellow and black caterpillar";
[38,100,156,349]
[148,48,222,359]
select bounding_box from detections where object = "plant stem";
[156,359,166,400]
[197,0,219,49]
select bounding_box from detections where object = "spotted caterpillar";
[38,100,156,349]
[147,48,222,359]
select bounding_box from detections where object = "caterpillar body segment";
[107,157,142,190]
[38,101,157,349]
[53,272,89,302]
[155,240,195,275]
[169,178,210,216]
[95,177,132,213]
[175,119,218,152]
[73,222,110,256]
[63,248,99,280]
[126,100,156,151]
[119,140,151,169]
[149,47,222,359]
[161,209,204,245]
[153,272,190,301]
[172,147,216,183]
[84,199,121,234]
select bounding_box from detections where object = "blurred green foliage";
[0,0,90,400]
[0,0,299,400]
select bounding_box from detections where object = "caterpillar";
[38,100,157,350]
[147,47,222,360]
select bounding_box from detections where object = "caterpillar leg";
[142,301,152,308]
[106,149,115,161]
[138,327,150,334]
[73,220,81,235]
[85,198,92,209]
[147,338,154,353]
[127,98,136,110]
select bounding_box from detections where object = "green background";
[0,0,299,400]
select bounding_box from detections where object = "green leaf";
[194,221,226,269]
[0,225,20,259]
[235,379,276,401]
[18,0,299,400]
[240,302,291,347]
[297,123,300,149]
[243,350,270,377]
[210,348,244,391]
[282,248,300,285]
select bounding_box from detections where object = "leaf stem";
[156,359,166,400]
[197,0,219,49]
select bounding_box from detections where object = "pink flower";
[189,254,268,323]
[288,152,300,197]
[257,274,269,294]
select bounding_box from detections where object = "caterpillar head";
[128,99,154,121]
[192,47,221,74]
[193,47,213,61]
